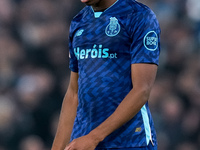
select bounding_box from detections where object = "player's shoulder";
[127,0,157,19]
[69,6,91,34]
[71,6,90,23]
[125,0,160,32]
[125,1,160,36]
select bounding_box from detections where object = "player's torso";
[70,3,136,134]
[71,11,132,67]
[70,1,158,148]
[71,6,134,89]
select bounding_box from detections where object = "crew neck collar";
[91,0,119,18]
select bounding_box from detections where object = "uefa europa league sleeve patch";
[143,31,158,51]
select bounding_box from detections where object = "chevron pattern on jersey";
[69,0,160,148]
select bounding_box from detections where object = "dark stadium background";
[0,0,199,150]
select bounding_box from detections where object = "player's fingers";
[64,145,70,150]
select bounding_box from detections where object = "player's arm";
[51,71,78,150]
[89,63,157,141]
[65,63,157,150]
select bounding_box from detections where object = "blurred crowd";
[0,0,199,150]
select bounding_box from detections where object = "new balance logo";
[75,29,84,37]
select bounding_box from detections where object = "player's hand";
[64,134,100,150]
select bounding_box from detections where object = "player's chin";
[81,0,100,5]
[81,0,90,4]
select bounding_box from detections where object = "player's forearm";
[51,93,78,150]
[88,87,151,143]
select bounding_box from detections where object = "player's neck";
[92,0,117,12]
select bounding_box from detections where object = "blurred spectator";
[175,141,198,150]
[0,0,199,150]
[0,0,15,25]
[186,0,200,22]
[19,135,47,150]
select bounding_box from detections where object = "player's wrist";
[88,130,105,144]
[51,145,63,150]
[51,140,68,150]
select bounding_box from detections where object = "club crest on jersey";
[105,17,120,37]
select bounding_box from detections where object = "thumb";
[64,144,70,150]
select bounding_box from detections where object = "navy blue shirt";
[69,0,160,148]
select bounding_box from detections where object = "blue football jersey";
[69,0,160,148]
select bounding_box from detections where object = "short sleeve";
[129,9,161,65]
[69,24,78,72]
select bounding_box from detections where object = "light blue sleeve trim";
[141,105,151,145]
[94,12,103,18]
